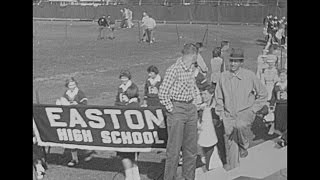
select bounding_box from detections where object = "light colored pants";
[164,101,198,180]
[222,110,255,169]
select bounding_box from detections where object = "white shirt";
[142,17,156,29]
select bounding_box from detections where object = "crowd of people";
[263,14,287,50]
[96,10,156,44]
[33,18,287,180]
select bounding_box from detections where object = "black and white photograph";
[33,0,287,179]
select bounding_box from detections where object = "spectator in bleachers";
[142,65,162,107]
[210,47,224,87]
[269,69,287,136]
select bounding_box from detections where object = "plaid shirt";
[159,57,198,112]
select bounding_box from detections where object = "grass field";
[33,20,266,106]
[33,20,273,180]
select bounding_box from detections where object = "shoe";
[84,151,96,162]
[178,157,183,165]
[201,157,206,164]
[268,127,274,135]
[37,173,44,180]
[239,148,248,158]
[223,164,232,171]
[35,163,45,179]
[67,160,79,167]
[84,155,93,162]
[124,165,140,180]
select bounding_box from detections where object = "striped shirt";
[159,57,199,112]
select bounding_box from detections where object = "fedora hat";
[229,48,244,60]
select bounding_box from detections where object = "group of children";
[263,14,287,50]
[258,21,288,147]
[256,44,287,146]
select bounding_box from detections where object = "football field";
[33,20,285,180]
[33,20,265,106]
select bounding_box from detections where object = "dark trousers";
[98,26,106,39]
[164,102,198,180]
[120,19,128,28]
[202,145,215,170]
[214,121,227,165]
[145,28,153,43]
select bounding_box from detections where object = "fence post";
[217,5,220,25]
[176,24,180,45]
[138,21,141,42]
[65,21,68,40]
[241,5,244,25]
[206,23,208,46]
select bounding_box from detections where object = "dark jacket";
[98,17,107,27]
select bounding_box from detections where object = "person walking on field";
[140,13,156,43]
[105,15,116,40]
[215,48,268,170]
[127,8,134,28]
[97,15,107,40]
[159,43,200,180]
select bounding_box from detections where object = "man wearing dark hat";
[159,43,200,180]
[214,48,268,170]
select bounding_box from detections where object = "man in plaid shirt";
[159,43,200,180]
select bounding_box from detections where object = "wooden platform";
[195,140,287,180]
